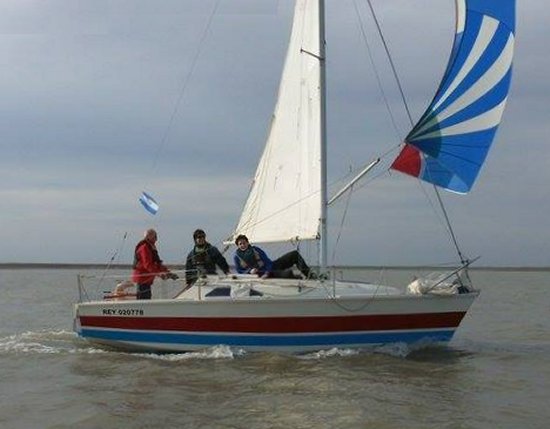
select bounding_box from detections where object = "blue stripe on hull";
[80,328,455,349]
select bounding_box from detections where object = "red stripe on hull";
[79,312,466,333]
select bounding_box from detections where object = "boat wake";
[299,344,412,360]
[1,329,463,361]
[299,342,461,360]
[300,347,360,360]
[0,330,248,360]
[131,345,245,361]
[0,330,108,355]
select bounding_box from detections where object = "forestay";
[391,0,515,193]
[232,0,322,244]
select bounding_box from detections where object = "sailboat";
[74,0,516,353]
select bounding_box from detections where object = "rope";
[364,0,466,264]
[151,0,221,170]
[95,232,128,290]
[331,183,354,266]
[365,0,414,128]
[353,0,402,141]
[317,276,386,313]
[433,186,468,264]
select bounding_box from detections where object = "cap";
[193,229,206,239]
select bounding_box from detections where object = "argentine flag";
[139,192,159,215]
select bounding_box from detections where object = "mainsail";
[232,0,322,243]
[391,0,515,193]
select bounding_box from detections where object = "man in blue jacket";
[233,234,314,279]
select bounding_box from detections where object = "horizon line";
[1,262,549,272]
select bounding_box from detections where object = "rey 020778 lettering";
[102,308,144,316]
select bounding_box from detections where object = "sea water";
[0,268,548,429]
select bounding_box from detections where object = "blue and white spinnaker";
[392,0,515,193]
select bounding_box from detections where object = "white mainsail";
[232,0,322,244]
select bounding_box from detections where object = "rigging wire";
[137,1,220,226]
[95,232,129,290]
[364,0,414,128]
[364,0,467,263]
[414,177,452,234]
[434,187,468,263]
[151,0,221,171]
[331,182,354,267]
[352,0,402,141]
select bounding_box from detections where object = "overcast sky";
[0,0,547,267]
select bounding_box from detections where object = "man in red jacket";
[132,229,177,299]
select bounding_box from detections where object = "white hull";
[74,276,477,353]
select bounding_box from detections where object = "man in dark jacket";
[185,229,230,287]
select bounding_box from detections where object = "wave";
[131,345,245,361]
[0,330,246,360]
[300,347,360,360]
[0,330,108,355]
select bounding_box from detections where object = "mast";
[318,0,328,275]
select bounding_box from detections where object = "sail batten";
[392,0,515,193]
